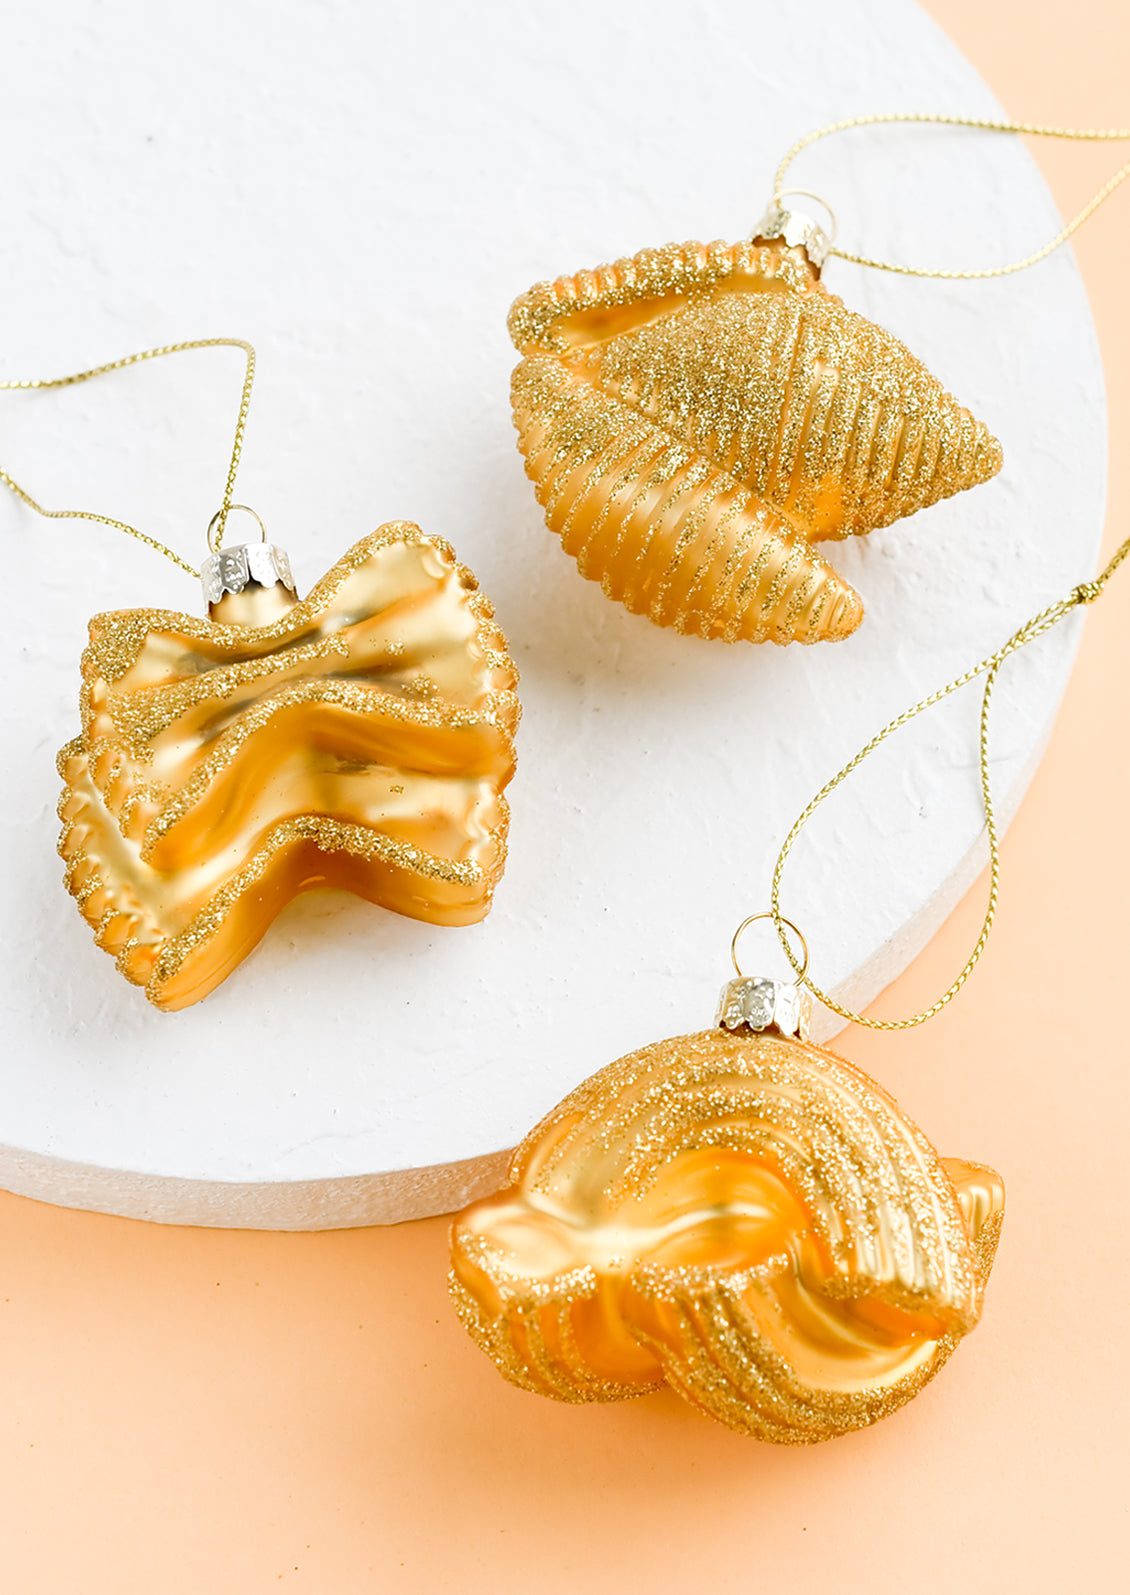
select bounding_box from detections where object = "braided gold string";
[0,337,257,578]
[757,112,1130,1024]
[773,113,1130,278]
[768,534,1130,1028]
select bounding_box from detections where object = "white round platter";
[0,0,1104,1226]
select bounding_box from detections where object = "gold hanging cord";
[768,534,1130,1030]
[0,338,257,578]
[760,112,1130,1024]
[773,114,1130,279]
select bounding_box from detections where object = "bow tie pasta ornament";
[451,976,1003,1443]
[58,523,519,1011]
[507,206,1003,644]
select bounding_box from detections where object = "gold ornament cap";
[752,200,832,271]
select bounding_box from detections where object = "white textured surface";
[0,0,1104,1228]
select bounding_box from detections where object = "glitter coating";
[450,1028,1003,1442]
[508,238,1003,643]
[58,524,520,1011]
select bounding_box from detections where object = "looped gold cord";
[773,114,1130,279]
[206,502,269,553]
[769,533,1130,1029]
[732,912,809,982]
[0,338,257,578]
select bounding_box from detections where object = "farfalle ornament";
[58,518,519,1010]
[450,931,1004,1443]
[508,202,1003,643]
[1,338,519,1011]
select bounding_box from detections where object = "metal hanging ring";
[769,187,839,244]
[207,503,268,553]
[731,912,809,982]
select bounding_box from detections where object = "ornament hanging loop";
[752,190,835,270]
[767,529,1130,1032]
[768,187,839,244]
[731,912,809,983]
[771,113,1130,280]
[207,502,269,553]
[0,337,258,580]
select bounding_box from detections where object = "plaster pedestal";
[0,0,1104,1226]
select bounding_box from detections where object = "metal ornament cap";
[201,541,297,611]
[717,975,812,1040]
[752,203,832,270]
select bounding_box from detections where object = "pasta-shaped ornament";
[508,205,1003,644]
[58,522,519,1011]
[451,968,1003,1443]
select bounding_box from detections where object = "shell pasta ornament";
[58,522,520,1011]
[450,968,1003,1443]
[508,204,1003,643]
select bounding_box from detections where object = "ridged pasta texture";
[58,524,520,1010]
[451,1027,1003,1442]
[509,238,1003,643]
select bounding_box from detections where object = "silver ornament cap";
[716,976,811,1041]
[752,202,832,271]
[201,540,297,609]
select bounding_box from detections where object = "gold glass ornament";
[58,521,520,1011]
[450,965,1003,1443]
[508,210,1003,644]
[450,113,1130,1448]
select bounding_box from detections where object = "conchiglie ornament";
[58,523,519,1011]
[508,206,1003,644]
[450,974,1003,1443]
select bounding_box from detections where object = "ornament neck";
[202,538,298,625]
[719,912,812,1039]
[717,975,811,1041]
[752,197,833,273]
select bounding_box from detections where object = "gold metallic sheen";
[508,237,1002,644]
[450,1028,1003,1442]
[57,524,520,1011]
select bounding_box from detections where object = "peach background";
[1,1,1127,1589]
